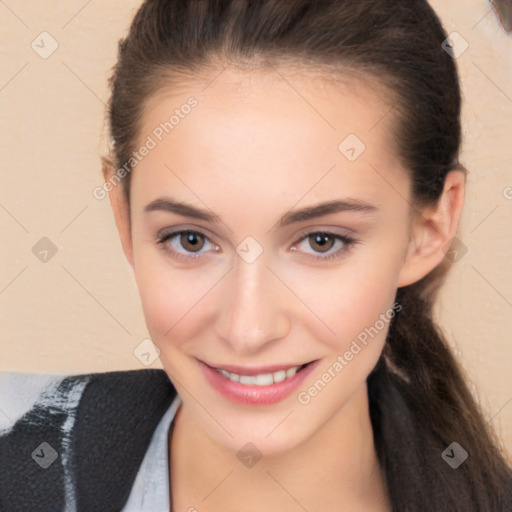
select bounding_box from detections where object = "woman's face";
[123,67,417,454]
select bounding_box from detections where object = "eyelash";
[155,229,358,262]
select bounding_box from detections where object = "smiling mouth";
[212,362,313,386]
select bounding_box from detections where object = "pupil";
[183,232,202,252]
[312,233,332,252]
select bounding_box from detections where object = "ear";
[397,167,466,287]
[102,157,134,269]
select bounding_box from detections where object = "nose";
[214,250,291,355]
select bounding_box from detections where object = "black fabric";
[0,368,176,512]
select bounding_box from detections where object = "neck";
[170,383,390,512]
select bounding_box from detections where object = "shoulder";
[0,368,177,511]
[0,368,175,434]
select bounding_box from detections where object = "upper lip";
[201,359,315,375]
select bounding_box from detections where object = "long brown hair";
[102,1,512,510]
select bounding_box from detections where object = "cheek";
[133,249,220,346]
[294,266,400,413]
[136,275,177,341]
[293,248,402,352]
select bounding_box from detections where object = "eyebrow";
[144,196,379,228]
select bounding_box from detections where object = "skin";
[107,65,465,512]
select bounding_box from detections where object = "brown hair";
[102,1,512,510]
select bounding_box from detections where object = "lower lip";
[199,359,320,405]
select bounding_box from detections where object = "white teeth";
[215,365,304,386]
[286,367,298,378]
[254,373,274,386]
[273,370,287,383]
[228,373,239,382]
[219,369,240,382]
[239,375,257,385]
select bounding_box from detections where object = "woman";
[1,1,511,510]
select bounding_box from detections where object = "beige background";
[0,1,511,454]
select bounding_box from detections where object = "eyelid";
[156,225,220,248]
[293,225,357,240]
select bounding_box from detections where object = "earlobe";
[397,168,466,288]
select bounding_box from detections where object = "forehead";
[131,66,408,211]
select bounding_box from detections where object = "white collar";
[122,393,182,511]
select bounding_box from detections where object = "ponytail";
[369,267,512,511]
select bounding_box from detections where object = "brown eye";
[308,233,336,253]
[180,231,205,252]
[291,231,357,262]
[156,229,218,261]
